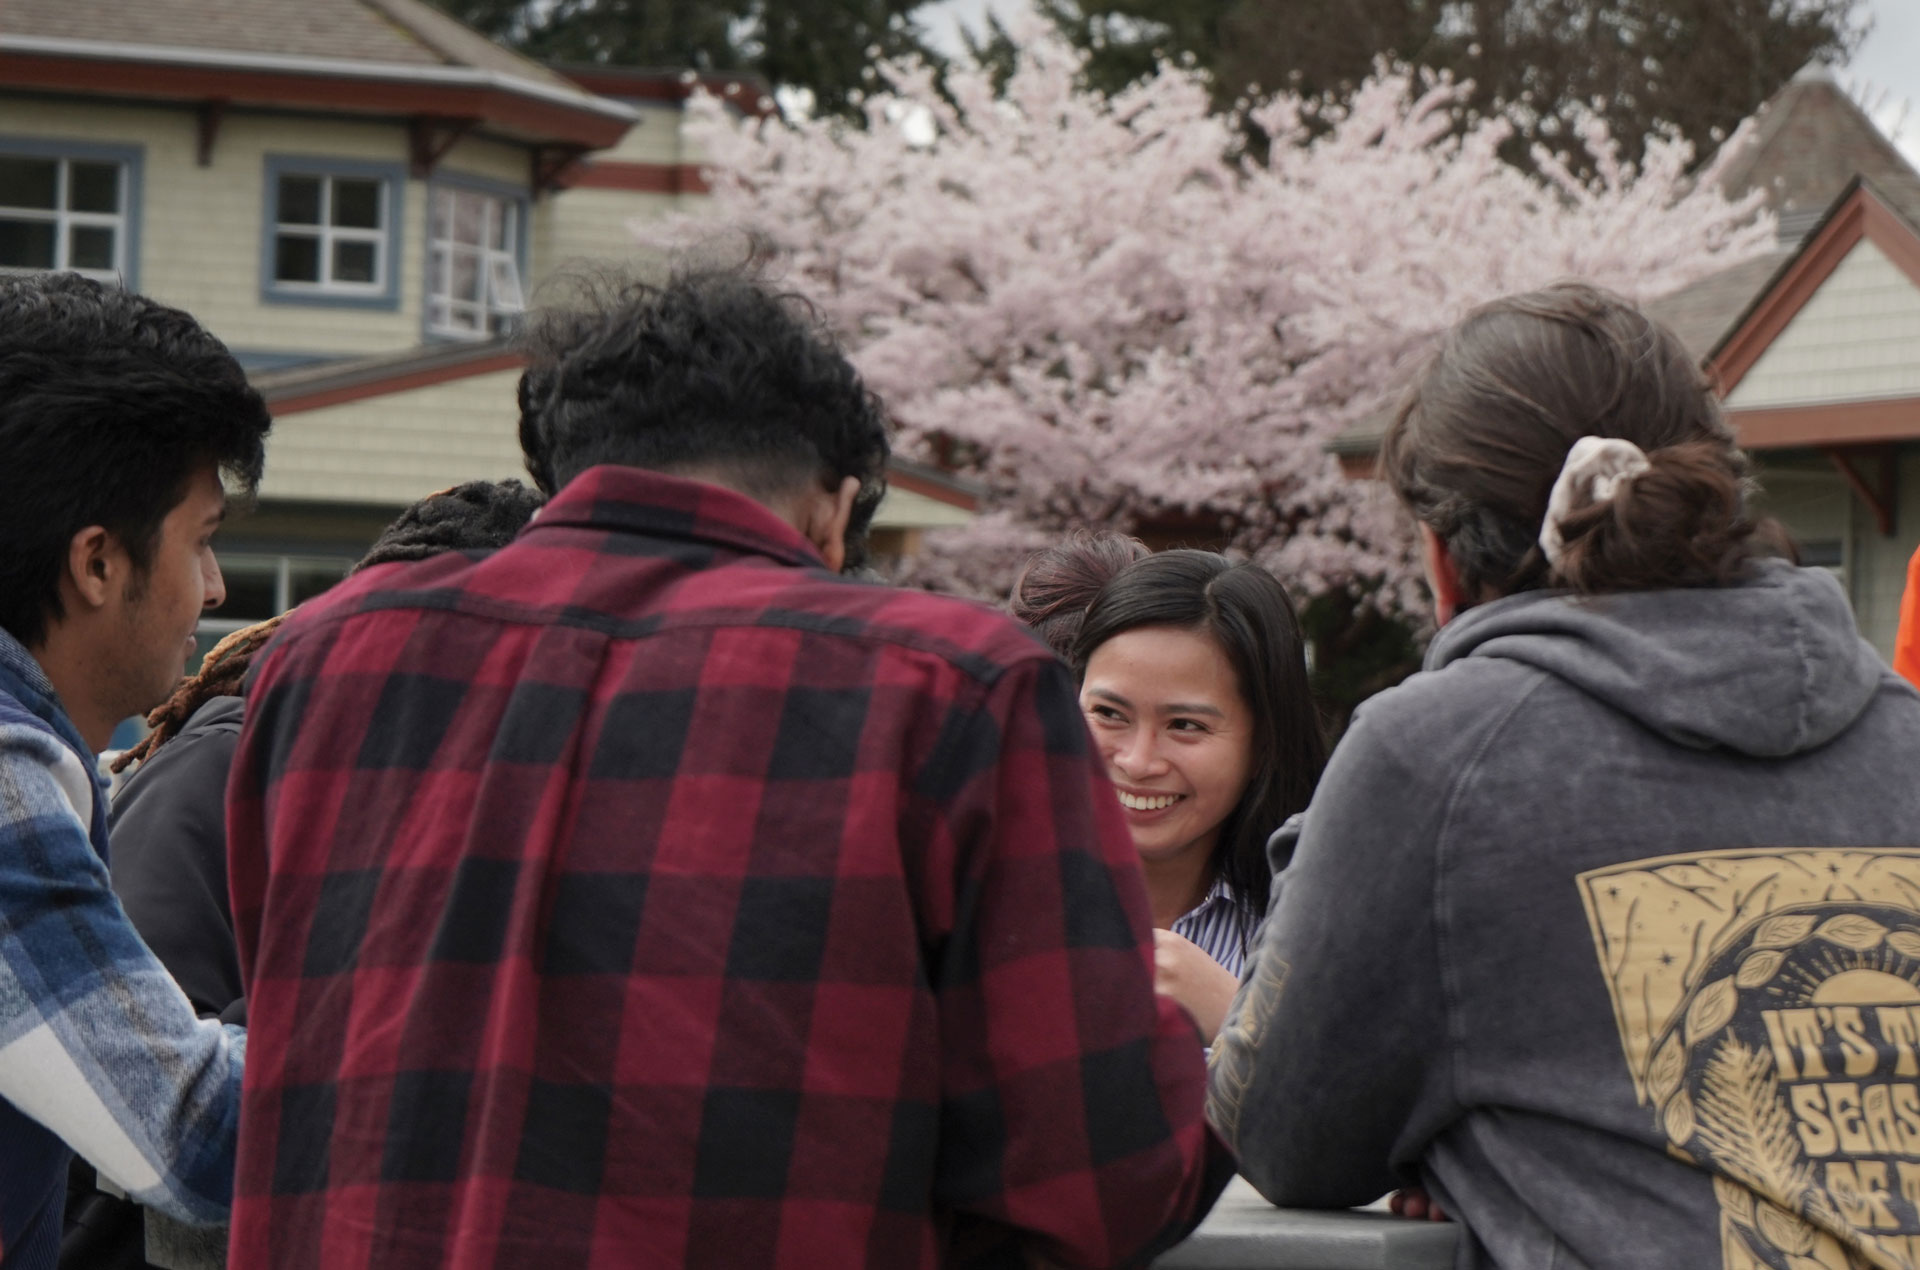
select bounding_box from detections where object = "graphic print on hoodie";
[1581,851,1920,1270]
[1212,561,1920,1270]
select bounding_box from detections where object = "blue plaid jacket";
[0,630,244,1268]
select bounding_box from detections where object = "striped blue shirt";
[1172,877,1259,978]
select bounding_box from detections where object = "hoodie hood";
[1425,561,1889,758]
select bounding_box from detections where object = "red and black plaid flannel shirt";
[226,466,1227,1269]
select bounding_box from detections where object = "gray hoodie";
[1210,561,1920,1270]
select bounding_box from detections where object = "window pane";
[488,256,523,310]
[450,249,481,303]
[215,567,279,621]
[331,179,380,230]
[69,225,114,271]
[278,175,323,225]
[274,233,321,282]
[452,191,486,246]
[430,187,454,240]
[68,162,119,213]
[333,239,377,284]
[289,563,349,606]
[0,158,58,210]
[493,203,514,251]
[0,219,56,268]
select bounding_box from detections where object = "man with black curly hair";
[0,273,268,1266]
[227,268,1227,1269]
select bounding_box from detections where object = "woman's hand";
[1389,1188,1450,1222]
[1152,929,1240,1041]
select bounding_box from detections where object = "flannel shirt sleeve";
[925,655,1228,1267]
[0,721,245,1225]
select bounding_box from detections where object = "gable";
[1724,236,1920,412]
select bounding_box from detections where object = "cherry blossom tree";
[636,31,1774,614]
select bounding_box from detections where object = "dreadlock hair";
[352,479,543,573]
[111,479,545,773]
[110,616,282,772]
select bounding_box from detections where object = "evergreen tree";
[430,0,937,116]
[1050,0,1868,174]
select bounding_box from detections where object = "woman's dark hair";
[516,266,891,569]
[1009,531,1150,657]
[1380,281,1791,599]
[0,274,271,649]
[1070,550,1327,923]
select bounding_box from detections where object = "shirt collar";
[0,626,92,760]
[529,465,828,571]
[1180,875,1245,923]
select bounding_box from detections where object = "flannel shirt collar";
[532,465,829,570]
[0,626,88,755]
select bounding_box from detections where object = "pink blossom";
[637,33,1773,610]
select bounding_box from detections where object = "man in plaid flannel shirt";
[227,270,1231,1268]
[0,275,264,1266]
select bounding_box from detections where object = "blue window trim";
[0,135,144,291]
[260,155,406,311]
[421,168,531,343]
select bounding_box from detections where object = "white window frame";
[0,153,128,283]
[426,184,526,340]
[271,172,390,296]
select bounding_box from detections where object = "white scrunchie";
[1538,436,1651,569]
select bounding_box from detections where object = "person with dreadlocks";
[61,480,543,1270]
[108,479,544,1024]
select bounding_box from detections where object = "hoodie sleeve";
[0,720,243,1225]
[109,703,246,1023]
[1206,700,1456,1208]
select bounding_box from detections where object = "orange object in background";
[1896,545,1920,687]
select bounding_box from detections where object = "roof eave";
[0,33,636,149]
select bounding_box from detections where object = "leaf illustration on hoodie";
[1687,977,1737,1047]
[1750,914,1817,950]
[1813,915,1886,951]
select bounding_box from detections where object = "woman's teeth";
[1119,792,1182,811]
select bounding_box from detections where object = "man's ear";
[801,476,862,574]
[64,525,120,612]
[1418,523,1467,627]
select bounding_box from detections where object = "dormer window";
[426,183,525,339]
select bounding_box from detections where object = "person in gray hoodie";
[1211,281,1920,1270]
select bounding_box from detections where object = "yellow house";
[0,0,977,678]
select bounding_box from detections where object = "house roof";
[1640,249,1797,362]
[0,0,633,149]
[1329,66,1920,464]
[1715,64,1920,237]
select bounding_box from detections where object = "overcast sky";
[919,0,1920,165]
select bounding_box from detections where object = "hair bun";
[1010,531,1149,657]
[1548,441,1784,593]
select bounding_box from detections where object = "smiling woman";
[1013,542,1327,1039]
